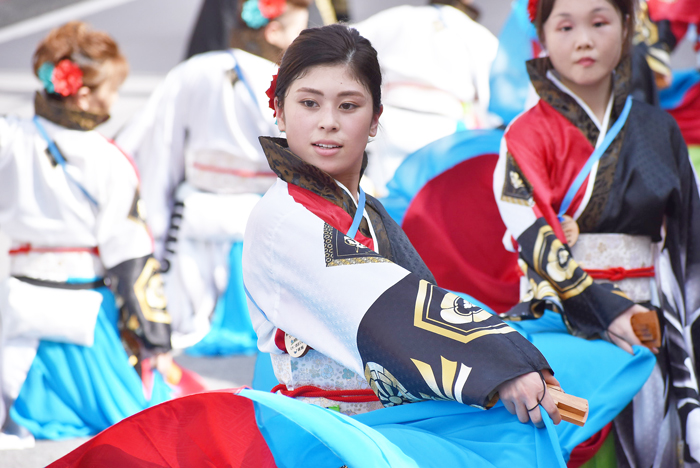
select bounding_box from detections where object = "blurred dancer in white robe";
[353,0,499,197]
[117,0,310,352]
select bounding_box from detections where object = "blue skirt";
[249,310,656,465]
[187,241,258,356]
[11,287,172,439]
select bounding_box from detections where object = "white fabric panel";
[0,115,152,272]
[116,49,280,259]
[0,277,102,346]
[243,180,410,376]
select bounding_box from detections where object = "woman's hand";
[606,304,655,354]
[497,370,561,428]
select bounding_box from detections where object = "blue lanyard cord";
[33,116,99,208]
[346,187,366,239]
[230,50,262,112]
[558,95,633,221]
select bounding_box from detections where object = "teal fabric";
[248,309,655,465]
[11,287,171,439]
[252,352,277,392]
[508,310,656,460]
[187,241,258,356]
[241,388,566,467]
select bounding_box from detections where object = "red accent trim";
[505,100,597,243]
[48,390,277,467]
[567,423,612,468]
[9,244,100,256]
[274,328,287,353]
[191,162,277,178]
[584,266,655,282]
[271,384,380,403]
[287,183,374,250]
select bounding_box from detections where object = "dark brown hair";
[229,0,312,63]
[32,21,128,92]
[533,0,636,55]
[274,24,382,115]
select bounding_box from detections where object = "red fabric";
[274,328,287,352]
[505,100,596,243]
[169,364,208,398]
[585,266,655,282]
[8,244,100,255]
[567,423,613,468]
[287,183,374,250]
[667,80,700,145]
[648,0,700,25]
[402,154,520,313]
[192,162,277,177]
[48,389,277,468]
[271,384,380,403]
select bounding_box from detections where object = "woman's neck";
[558,74,613,125]
[335,175,360,203]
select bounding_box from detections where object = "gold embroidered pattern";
[323,223,390,267]
[413,280,515,343]
[364,362,422,406]
[532,225,592,300]
[501,153,534,206]
[133,257,171,324]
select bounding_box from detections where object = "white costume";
[0,95,172,441]
[0,113,152,396]
[117,50,279,348]
[353,4,499,197]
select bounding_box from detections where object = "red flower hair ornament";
[37,59,84,97]
[266,73,278,118]
[259,0,286,20]
[528,0,538,23]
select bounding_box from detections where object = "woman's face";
[277,64,381,192]
[542,0,625,95]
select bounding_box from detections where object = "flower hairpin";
[527,0,538,23]
[242,0,287,29]
[38,59,84,97]
[266,73,278,117]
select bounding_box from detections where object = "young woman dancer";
[116,0,311,354]
[494,0,700,465]
[0,22,176,447]
[52,24,581,468]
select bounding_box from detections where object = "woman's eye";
[340,103,357,110]
[559,25,572,32]
[301,100,317,108]
[593,21,608,27]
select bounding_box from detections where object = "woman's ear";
[263,19,286,50]
[72,86,92,112]
[369,105,382,138]
[275,96,286,131]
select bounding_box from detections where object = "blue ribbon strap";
[558,95,633,221]
[33,116,99,208]
[346,188,366,239]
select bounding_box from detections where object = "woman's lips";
[577,57,595,67]
[312,142,342,156]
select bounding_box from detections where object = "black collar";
[34,92,109,131]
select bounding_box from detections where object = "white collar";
[546,70,614,148]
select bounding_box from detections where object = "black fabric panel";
[517,218,634,336]
[108,255,172,355]
[366,195,436,284]
[594,102,682,239]
[357,274,550,408]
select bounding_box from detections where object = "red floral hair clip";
[528,0,538,23]
[266,73,278,117]
[37,59,84,97]
[259,0,286,20]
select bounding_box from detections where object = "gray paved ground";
[0,0,696,466]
